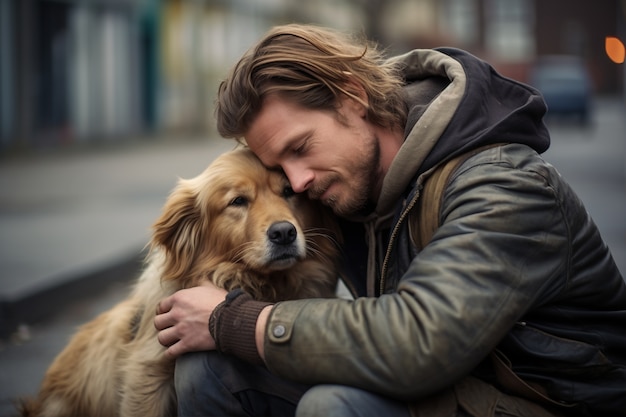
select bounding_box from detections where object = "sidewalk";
[0,136,236,337]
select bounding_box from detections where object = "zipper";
[379,183,423,295]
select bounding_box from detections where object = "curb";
[0,252,145,339]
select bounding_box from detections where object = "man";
[154,24,626,416]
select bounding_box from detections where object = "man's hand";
[154,281,228,358]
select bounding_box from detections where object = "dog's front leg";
[119,333,177,417]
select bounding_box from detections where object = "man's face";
[244,94,381,217]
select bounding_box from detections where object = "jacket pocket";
[502,322,611,376]
[454,376,563,417]
[496,322,620,415]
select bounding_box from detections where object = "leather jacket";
[262,49,626,416]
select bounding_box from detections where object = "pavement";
[0,98,624,416]
[0,136,237,335]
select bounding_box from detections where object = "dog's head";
[150,147,339,293]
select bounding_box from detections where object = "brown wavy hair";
[215,24,407,139]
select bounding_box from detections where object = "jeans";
[175,351,412,417]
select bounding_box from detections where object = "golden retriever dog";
[20,147,341,417]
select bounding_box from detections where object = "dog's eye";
[229,196,248,206]
[282,185,295,198]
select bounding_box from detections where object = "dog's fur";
[20,148,341,417]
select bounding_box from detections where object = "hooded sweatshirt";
[360,47,550,297]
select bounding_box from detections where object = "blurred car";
[529,55,593,124]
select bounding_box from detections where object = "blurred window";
[485,0,535,62]
[444,0,479,46]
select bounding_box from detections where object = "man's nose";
[283,164,314,193]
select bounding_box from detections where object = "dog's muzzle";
[266,221,304,268]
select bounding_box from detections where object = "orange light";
[605,36,625,64]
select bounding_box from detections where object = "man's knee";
[296,385,411,417]
[175,351,255,416]
[175,351,310,416]
[174,351,213,401]
[296,385,357,417]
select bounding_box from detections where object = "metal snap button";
[272,325,286,338]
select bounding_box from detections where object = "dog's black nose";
[268,221,297,245]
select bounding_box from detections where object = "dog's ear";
[151,181,205,283]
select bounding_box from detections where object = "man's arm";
[155,281,272,362]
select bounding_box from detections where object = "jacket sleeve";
[262,145,569,400]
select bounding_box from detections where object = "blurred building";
[0,0,623,152]
[0,0,360,151]
[384,0,623,95]
[156,0,358,133]
[1,0,144,150]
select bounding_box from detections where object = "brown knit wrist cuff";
[209,289,272,366]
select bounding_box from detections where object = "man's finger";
[156,325,179,348]
[156,295,174,315]
[154,310,175,331]
[166,342,185,359]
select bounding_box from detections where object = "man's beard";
[313,136,380,217]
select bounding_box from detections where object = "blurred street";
[543,97,626,275]
[0,98,624,416]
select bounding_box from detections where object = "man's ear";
[340,78,369,118]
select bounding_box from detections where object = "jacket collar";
[376,49,466,217]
